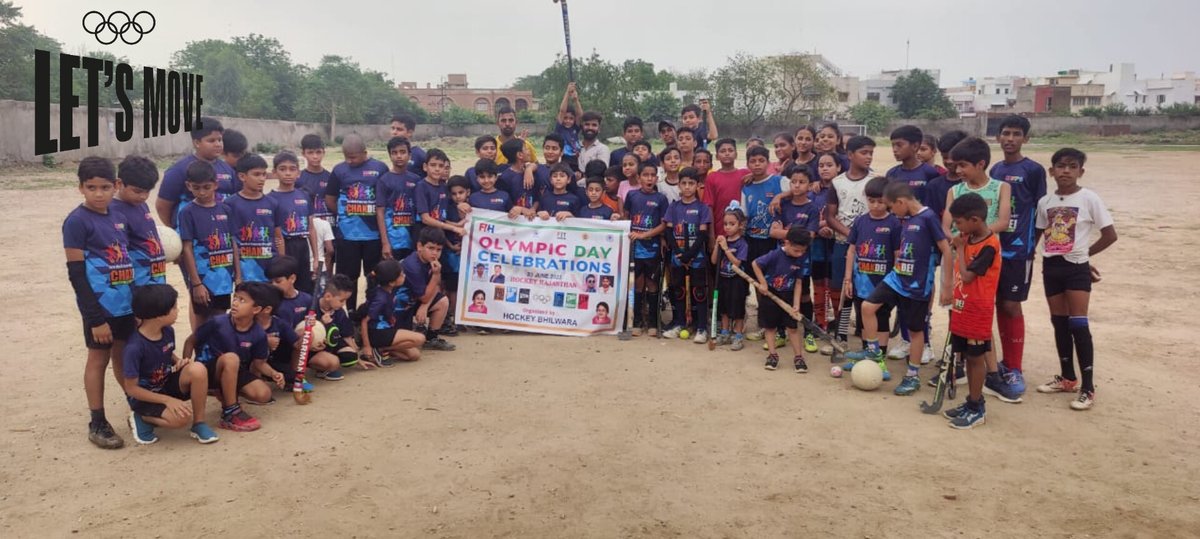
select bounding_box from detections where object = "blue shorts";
[830,241,850,288]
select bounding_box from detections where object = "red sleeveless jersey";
[949,233,1001,340]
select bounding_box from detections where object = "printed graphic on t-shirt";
[345,183,377,217]
[104,242,134,285]
[205,228,234,269]
[237,221,273,260]
[1044,206,1078,255]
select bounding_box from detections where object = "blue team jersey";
[623,189,669,259]
[222,193,280,283]
[539,191,582,216]
[499,166,549,210]
[926,175,959,220]
[847,213,902,299]
[298,168,333,222]
[158,155,239,227]
[754,247,806,293]
[122,326,176,403]
[261,315,300,360]
[886,163,942,205]
[395,251,432,314]
[468,190,513,212]
[325,158,387,241]
[269,189,311,239]
[442,198,464,272]
[609,147,660,168]
[718,236,748,278]
[408,145,427,178]
[414,180,448,224]
[110,199,166,286]
[63,205,134,317]
[775,199,821,237]
[990,157,1047,260]
[278,290,313,328]
[663,199,712,269]
[177,203,235,296]
[742,175,787,240]
[577,203,614,220]
[555,122,582,157]
[883,208,946,300]
[377,170,421,250]
[367,285,397,330]
[194,314,269,368]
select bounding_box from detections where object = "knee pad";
[337,350,359,367]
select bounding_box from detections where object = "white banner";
[455,209,631,336]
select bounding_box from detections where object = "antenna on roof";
[905,39,910,70]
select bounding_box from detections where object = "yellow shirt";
[494,136,539,165]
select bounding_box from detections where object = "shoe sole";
[1037,387,1077,394]
[89,434,126,449]
[949,416,986,430]
[219,421,261,432]
[127,413,158,445]
[982,386,1024,404]
[1070,404,1094,411]
[190,431,220,444]
[794,367,808,373]
[764,364,778,371]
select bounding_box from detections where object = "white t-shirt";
[657,177,681,203]
[312,217,335,270]
[1035,187,1113,264]
[831,171,875,241]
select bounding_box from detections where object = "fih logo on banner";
[81,11,156,45]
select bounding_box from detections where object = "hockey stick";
[552,0,575,82]
[684,273,692,331]
[708,286,719,351]
[292,262,327,405]
[920,317,957,414]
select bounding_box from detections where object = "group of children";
[66,98,1116,448]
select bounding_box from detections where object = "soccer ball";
[679,329,690,340]
[157,225,182,263]
[829,365,843,378]
[295,320,327,351]
[850,360,884,391]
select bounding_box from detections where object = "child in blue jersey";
[221,129,249,170]
[313,274,372,370]
[809,151,843,336]
[846,182,951,396]
[887,125,942,205]
[624,162,669,335]
[770,163,822,353]
[155,117,239,227]
[555,82,583,170]
[741,145,787,274]
[680,101,719,150]
[111,155,166,286]
[712,204,750,350]
[537,164,583,221]
[123,284,218,445]
[465,136,499,190]
[244,282,298,398]
[390,114,427,178]
[299,134,333,225]
[499,138,548,216]
[361,260,426,363]
[323,134,389,309]
[266,256,343,380]
[269,151,316,293]
[661,168,713,342]
[925,130,969,221]
[224,154,281,283]
[842,177,902,378]
[416,149,465,238]
[377,136,422,262]
[178,161,235,332]
[395,228,456,351]
[467,159,513,212]
[438,176,471,335]
[541,133,579,193]
[577,177,616,220]
[65,157,135,449]
[751,225,812,372]
[824,136,877,348]
[989,115,1048,395]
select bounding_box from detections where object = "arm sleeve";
[67,261,107,326]
[966,245,998,275]
[324,168,340,198]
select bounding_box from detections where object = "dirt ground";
[1,144,1198,538]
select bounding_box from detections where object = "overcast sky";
[16,0,1200,89]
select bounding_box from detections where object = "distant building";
[1021,63,1199,113]
[398,74,539,116]
[859,68,942,109]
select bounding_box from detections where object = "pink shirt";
[702,167,750,237]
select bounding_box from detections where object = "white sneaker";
[1070,390,1095,411]
[921,343,935,365]
[746,329,765,341]
[662,326,682,339]
[887,340,911,360]
[692,330,708,344]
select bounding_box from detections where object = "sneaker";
[804,334,818,353]
[879,361,892,382]
[841,360,857,372]
[887,340,911,360]
[1070,390,1096,411]
[1001,365,1026,396]
[369,348,394,368]
[921,343,935,365]
[984,373,1024,403]
[438,323,459,336]
[793,356,808,373]
[745,329,765,341]
[475,326,491,335]
[764,354,779,370]
[893,375,921,396]
[219,410,261,432]
[317,369,345,381]
[662,326,682,339]
[949,404,986,430]
[631,327,642,337]
[762,335,788,350]
[942,401,970,420]
[1036,375,1079,394]
[424,337,457,351]
[716,332,732,346]
[927,363,967,387]
[88,420,125,449]
[731,335,745,351]
[844,348,884,362]
[128,413,158,445]
[647,327,658,337]
[692,330,709,344]
[190,422,219,444]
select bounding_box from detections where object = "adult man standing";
[578,111,610,169]
[493,106,538,166]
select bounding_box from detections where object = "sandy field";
[1,144,1198,538]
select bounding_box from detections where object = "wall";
[886,115,1200,137]
[0,100,502,164]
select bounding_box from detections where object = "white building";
[859,68,942,109]
[1030,63,1198,113]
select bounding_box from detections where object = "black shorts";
[1043,256,1091,296]
[758,288,798,330]
[396,292,446,331]
[83,314,135,350]
[283,237,314,293]
[634,257,662,284]
[810,259,831,281]
[746,237,776,267]
[717,274,749,320]
[854,297,893,334]
[998,258,1034,302]
[368,326,399,349]
[128,371,189,417]
[865,284,929,332]
[204,360,258,391]
[951,334,991,358]
[191,293,231,316]
[266,358,297,387]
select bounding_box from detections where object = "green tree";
[232,34,303,119]
[847,101,896,134]
[0,1,62,101]
[297,55,368,135]
[635,91,681,124]
[711,53,774,129]
[767,54,835,123]
[891,69,955,119]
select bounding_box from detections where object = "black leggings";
[283,237,313,294]
[335,238,382,309]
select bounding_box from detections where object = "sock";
[836,299,852,341]
[864,339,880,354]
[907,363,920,377]
[924,310,933,342]
[734,332,743,339]
[800,301,814,335]
[1006,315,1025,372]
[424,328,438,341]
[633,292,645,327]
[645,291,659,328]
[813,282,828,330]
[90,408,106,425]
[880,345,888,357]
[899,323,910,343]
[222,403,241,418]
[967,395,985,411]
[669,287,685,328]
[997,311,1011,362]
[1050,315,1076,381]
[1070,316,1094,393]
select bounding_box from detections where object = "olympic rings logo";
[81,11,156,45]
